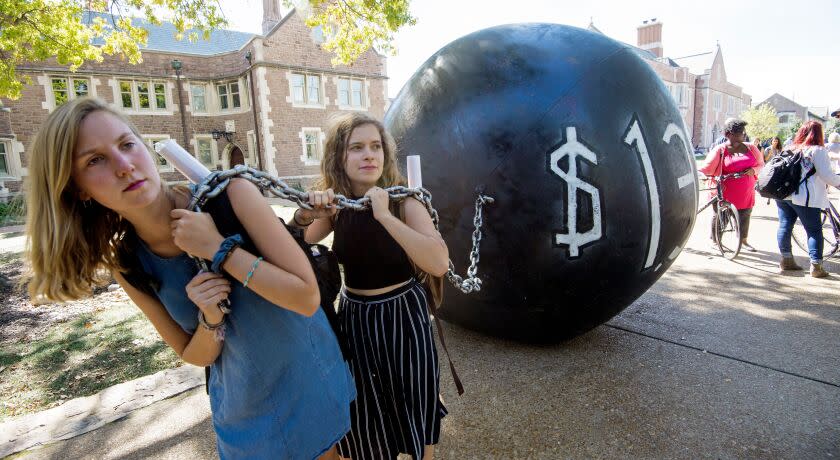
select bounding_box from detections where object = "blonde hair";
[25,97,146,302]
[314,112,405,196]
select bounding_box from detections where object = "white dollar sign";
[549,127,602,257]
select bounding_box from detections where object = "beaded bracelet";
[243,256,263,288]
[211,234,243,273]
[197,310,226,342]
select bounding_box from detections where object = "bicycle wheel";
[792,211,839,258]
[824,212,839,259]
[713,204,741,259]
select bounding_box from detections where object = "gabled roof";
[83,11,254,56]
[759,93,806,113]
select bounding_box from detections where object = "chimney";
[262,0,281,35]
[637,18,663,58]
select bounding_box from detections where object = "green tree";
[284,0,415,66]
[826,117,840,136]
[778,115,803,141]
[1,0,417,100]
[0,0,227,100]
[740,103,778,142]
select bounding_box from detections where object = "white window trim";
[110,78,173,116]
[247,130,256,162]
[298,127,324,166]
[189,82,210,115]
[39,74,97,111]
[142,135,174,172]
[333,76,369,111]
[216,79,249,113]
[191,135,219,170]
[286,71,327,109]
[0,138,25,179]
[713,93,722,111]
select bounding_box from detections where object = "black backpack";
[755,149,816,200]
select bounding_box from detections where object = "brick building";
[590,19,752,150]
[0,0,388,198]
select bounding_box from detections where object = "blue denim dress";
[135,243,356,459]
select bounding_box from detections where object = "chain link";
[187,165,493,293]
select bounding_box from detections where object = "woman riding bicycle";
[699,118,764,251]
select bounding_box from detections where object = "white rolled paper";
[407,155,422,189]
[154,139,211,184]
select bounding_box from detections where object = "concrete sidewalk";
[7,197,840,459]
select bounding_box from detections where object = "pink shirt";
[699,143,764,210]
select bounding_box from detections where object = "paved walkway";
[4,197,839,459]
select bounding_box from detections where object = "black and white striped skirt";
[336,279,448,460]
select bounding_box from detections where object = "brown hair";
[25,97,149,301]
[314,112,405,196]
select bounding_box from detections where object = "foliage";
[0,301,181,420]
[0,0,227,100]
[778,115,803,141]
[826,117,840,136]
[0,194,26,226]
[740,104,778,142]
[285,0,416,66]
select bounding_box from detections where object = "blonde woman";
[291,113,450,460]
[25,97,354,459]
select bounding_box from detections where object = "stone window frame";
[335,76,369,111]
[0,139,11,178]
[49,76,90,106]
[298,127,324,166]
[246,130,256,161]
[216,80,244,111]
[40,74,97,111]
[0,137,24,180]
[142,135,174,172]
[190,83,209,114]
[287,71,327,109]
[114,79,172,115]
[713,93,722,111]
[192,135,218,170]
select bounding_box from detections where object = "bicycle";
[697,171,749,259]
[791,199,840,259]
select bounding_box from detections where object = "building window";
[118,80,168,111]
[779,114,789,124]
[713,93,722,111]
[196,138,214,169]
[727,96,735,114]
[217,81,241,110]
[300,128,323,163]
[338,77,365,108]
[247,131,256,160]
[143,136,173,171]
[0,141,9,176]
[51,77,89,106]
[291,73,322,105]
[191,84,207,112]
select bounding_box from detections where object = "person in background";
[775,121,840,278]
[764,136,784,162]
[699,118,764,252]
[826,132,840,173]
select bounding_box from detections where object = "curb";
[0,365,204,458]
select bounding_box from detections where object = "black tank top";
[333,208,414,289]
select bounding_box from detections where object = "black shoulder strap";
[397,199,464,395]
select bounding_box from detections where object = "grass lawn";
[0,301,181,421]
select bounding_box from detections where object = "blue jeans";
[776,200,823,263]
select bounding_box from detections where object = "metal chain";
[187,164,493,293]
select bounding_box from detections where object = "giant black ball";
[385,23,698,343]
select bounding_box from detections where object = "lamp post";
[245,50,264,171]
[171,59,189,149]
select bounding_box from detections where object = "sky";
[221,0,840,113]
